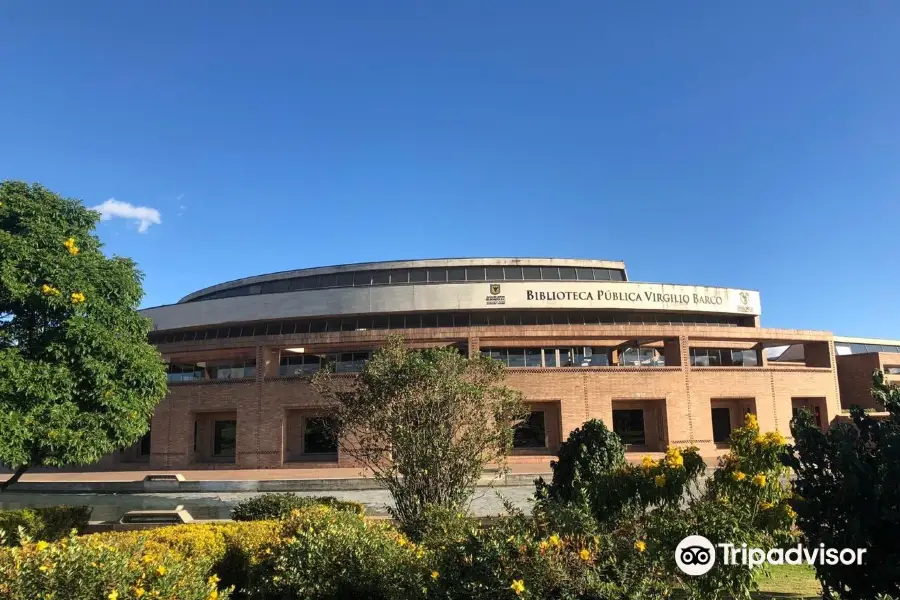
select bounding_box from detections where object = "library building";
[99,258,900,471]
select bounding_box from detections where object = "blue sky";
[1,2,898,337]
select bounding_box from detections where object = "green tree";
[785,371,900,600]
[311,336,526,531]
[0,181,167,490]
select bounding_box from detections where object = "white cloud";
[91,198,162,233]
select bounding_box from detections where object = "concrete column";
[468,336,480,358]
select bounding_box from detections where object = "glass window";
[593,268,611,281]
[404,314,422,328]
[525,348,542,367]
[303,417,338,454]
[447,267,466,282]
[505,266,523,280]
[849,344,869,354]
[886,366,900,375]
[390,270,409,284]
[310,320,327,333]
[522,266,542,280]
[486,267,505,280]
[541,267,560,280]
[466,267,486,281]
[543,349,558,367]
[452,313,469,327]
[139,430,151,456]
[558,267,577,280]
[353,272,372,286]
[609,270,625,281]
[575,267,594,281]
[421,314,438,328]
[336,273,354,287]
[408,269,427,283]
[339,318,357,332]
[388,315,406,329]
[470,313,488,326]
[834,344,852,356]
[481,348,503,362]
[513,411,546,448]
[507,348,526,368]
[371,271,390,285]
[248,285,261,295]
[742,350,758,366]
[612,409,645,446]
[213,420,237,457]
[372,316,389,329]
[427,269,447,283]
[620,347,641,366]
[535,313,553,325]
[319,274,337,288]
[711,407,732,443]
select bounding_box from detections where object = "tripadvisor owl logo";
[675,535,867,576]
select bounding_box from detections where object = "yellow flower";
[764,431,786,446]
[207,591,218,600]
[664,447,684,468]
[40,284,60,296]
[785,505,797,519]
[760,501,774,510]
[732,471,746,482]
[431,570,439,580]
[641,455,655,469]
[135,588,146,598]
[548,534,561,547]
[71,291,86,304]
[579,548,592,561]
[634,540,646,553]
[141,554,154,563]
[752,473,767,487]
[35,541,49,552]
[655,474,666,487]
[397,535,409,547]
[744,413,758,429]
[155,565,167,576]
[510,579,526,595]
[208,574,220,585]
[39,564,49,572]
[538,540,549,551]
[108,591,119,600]
[64,237,80,255]
[755,434,766,445]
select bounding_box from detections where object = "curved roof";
[179,257,629,303]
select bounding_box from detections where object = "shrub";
[0,506,91,546]
[311,336,527,530]
[707,413,795,546]
[0,532,231,600]
[537,420,705,528]
[246,505,430,600]
[784,371,900,600]
[231,493,365,521]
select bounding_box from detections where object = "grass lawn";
[753,564,821,598]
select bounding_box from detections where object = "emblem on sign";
[490,283,501,295]
[739,292,749,305]
[486,283,505,306]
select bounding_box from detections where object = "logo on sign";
[486,284,505,306]
[739,292,749,305]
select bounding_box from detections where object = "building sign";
[486,283,506,305]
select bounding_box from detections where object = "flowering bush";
[0,506,91,546]
[0,532,230,600]
[245,505,430,600]
[231,493,365,521]
[707,413,795,546]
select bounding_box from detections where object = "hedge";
[230,492,365,521]
[0,506,92,546]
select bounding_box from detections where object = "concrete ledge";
[2,472,549,494]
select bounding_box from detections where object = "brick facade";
[100,322,856,472]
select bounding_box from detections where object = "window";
[792,405,822,429]
[335,351,370,373]
[280,354,321,376]
[486,267,505,280]
[690,348,757,367]
[505,266,523,280]
[886,366,900,375]
[371,271,390,285]
[139,430,151,456]
[167,363,205,382]
[525,348,542,367]
[711,408,732,443]
[559,267,577,280]
[612,409,645,446]
[609,270,625,281]
[303,417,338,454]
[466,267,486,281]
[542,348,558,367]
[574,347,610,367]
[513,412,546,448]
[618,347,663,367]
[427,269,446,282]
[447,267,466,282]
[522,266,542,280]
[408,269,427,283]
[210,359,256,379]
[213,420,237,457]
[593,268,611,281]
[507,348,526,367]
[336,272,354,287]
[541,267,560,280]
